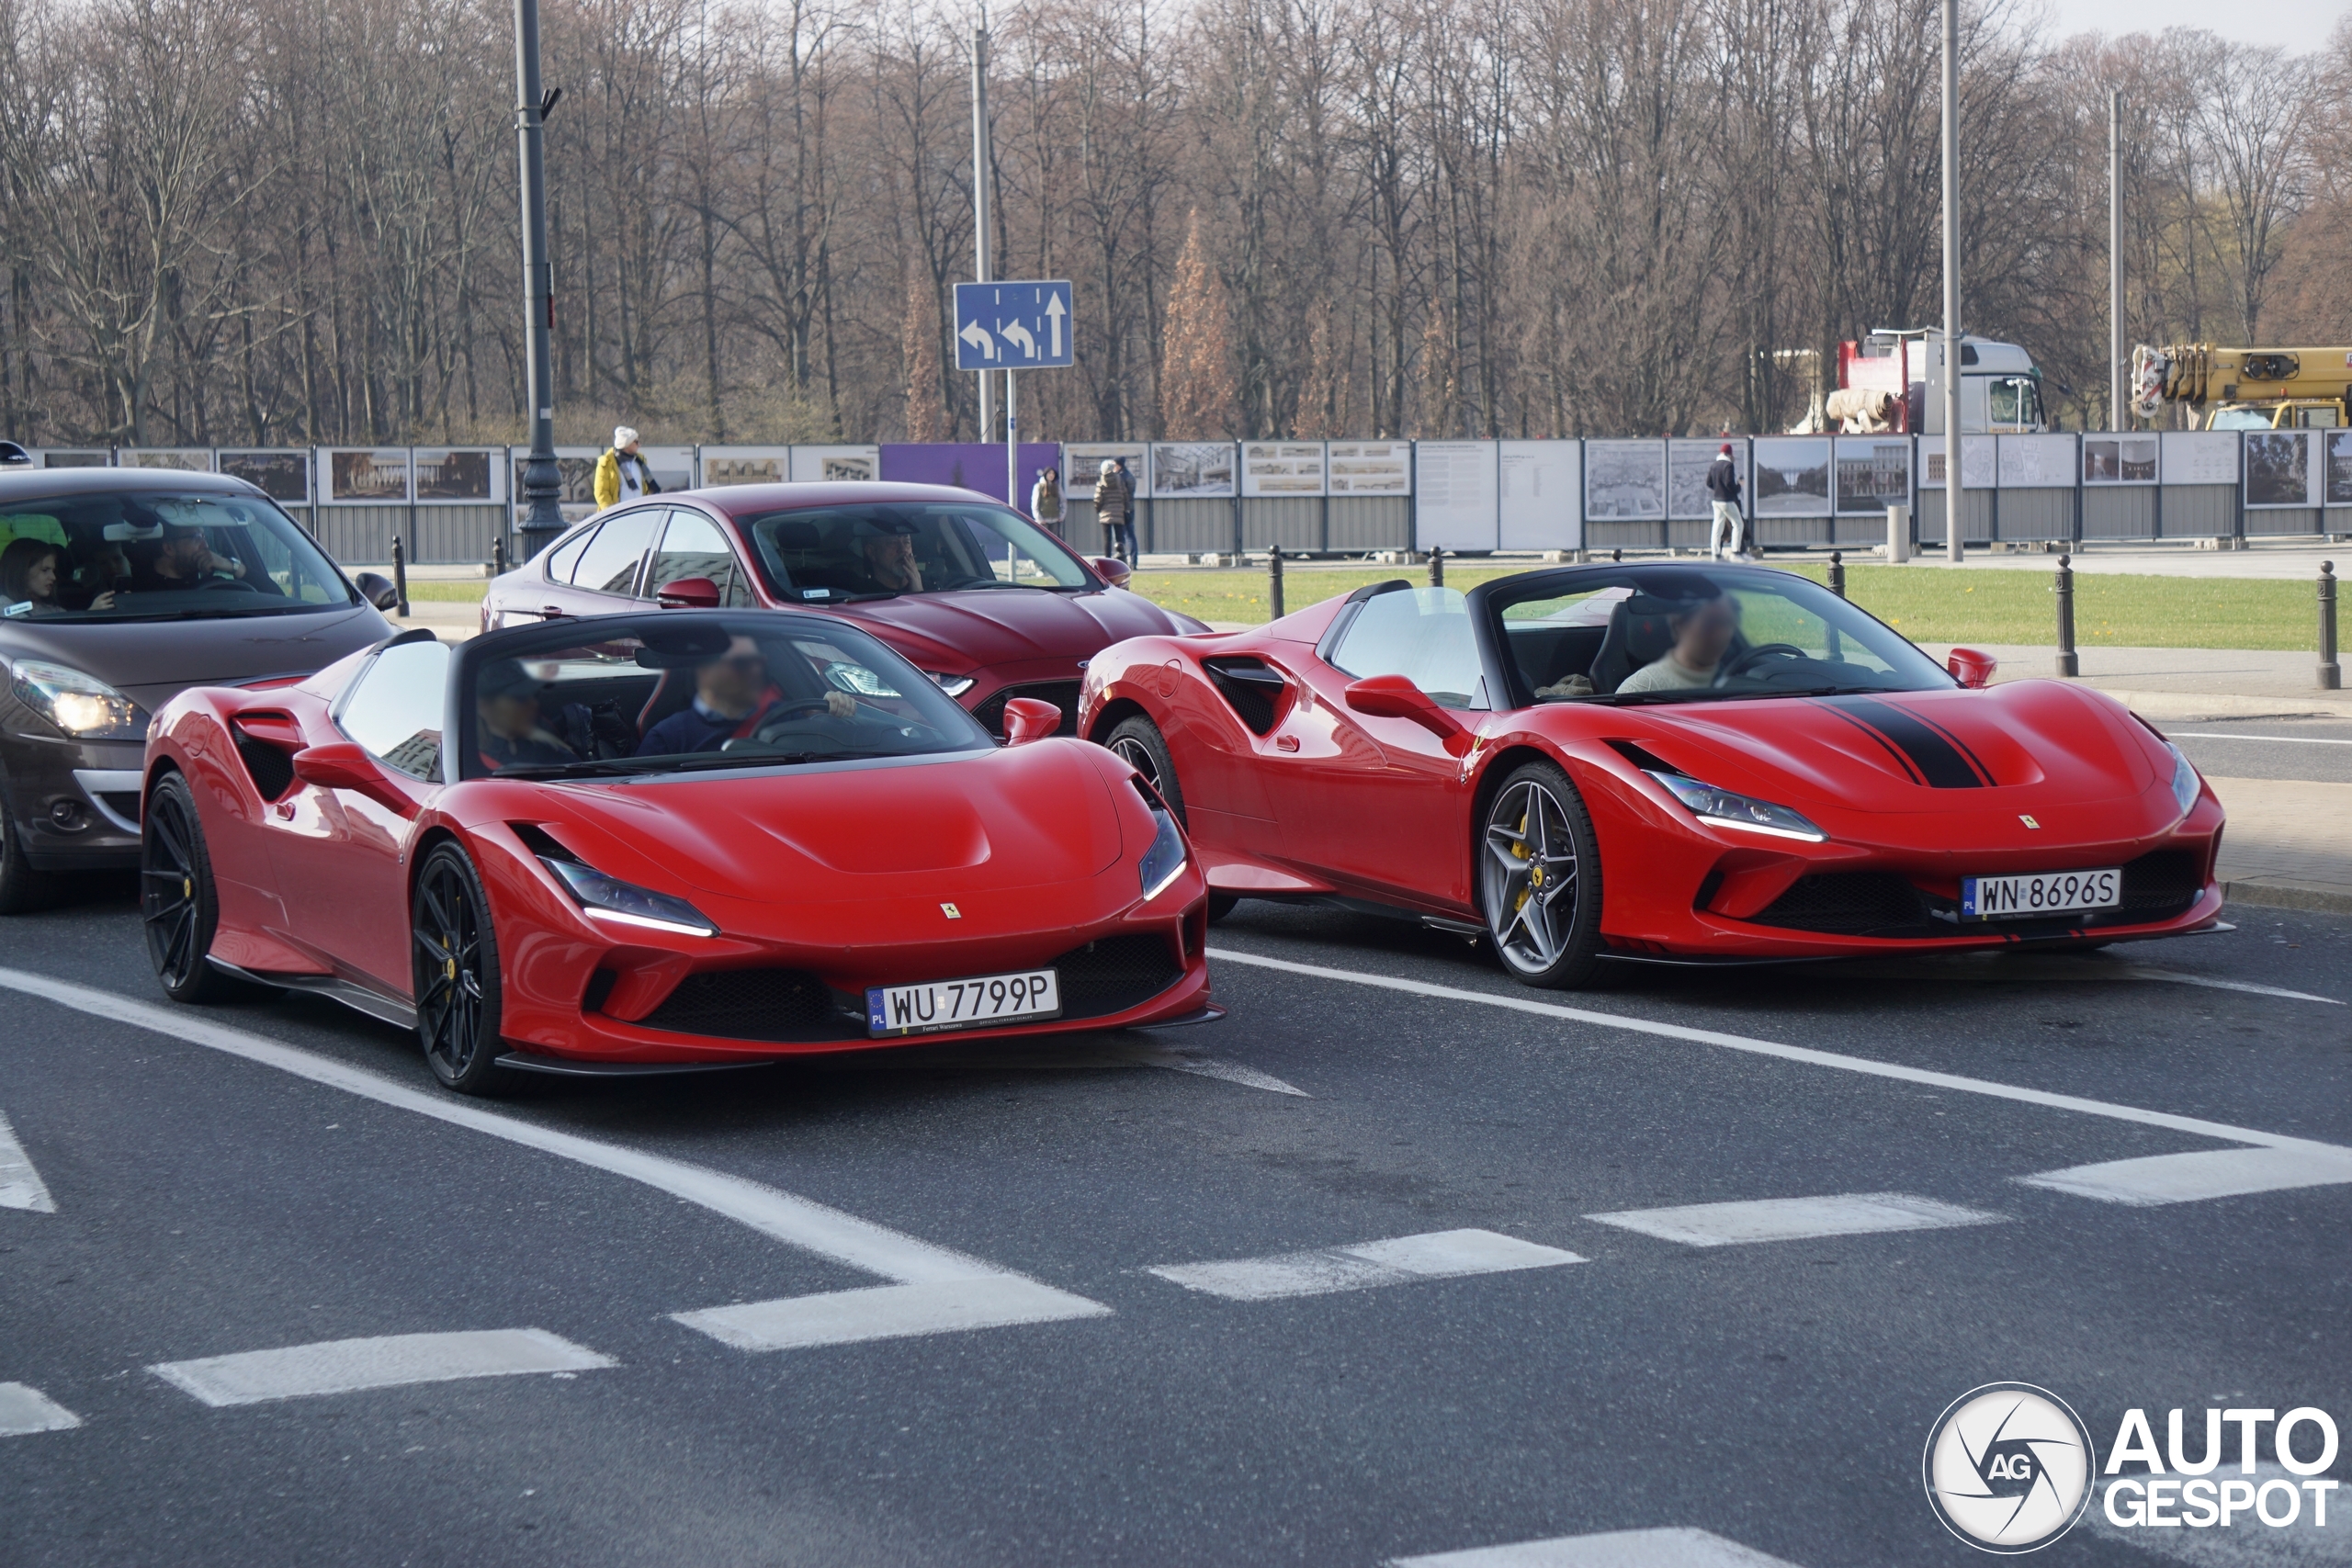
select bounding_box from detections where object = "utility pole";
[513,0,563,558]
[971,17,994,446]
[2110,88,2126,432]
[1941,0,1963,565]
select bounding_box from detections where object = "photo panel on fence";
[1583,440,1665,524]
[216,450,311,502]
[2244,428,2321,509]
[318,447,411,504]
[1917,434,1998,489]
[788,445,879,483]
[1240,441,1327,499]
[2329,430,2352,508]
[120,448,209,473]
[696,446,791,490]
[1498,440,1581,551]
[1667,438,1742,521]
[1748,436,1833,518]
[2160,430,2238,488]
[1996,434,2076,490]
[36,449,110,468]
[2082,434,2158,485]
[1414,442,1498,551]
[1063,441,1151,502]
[1833,437,1911,515]
[1150,442,1236,499]
[508,446,603,523]
[413,447,503,503]
[638,446,695,492]
[1324,440,1410,496]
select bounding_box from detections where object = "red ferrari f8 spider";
[1079,562,2224,987]
[141,609,1214,1093]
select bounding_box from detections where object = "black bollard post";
[1269,546,1285,621]
[1428,547,1444,589]
[2054,554,2077,677]
[1611,547,1623,563]
[390,532,410,618]
[2322,561,2340,691]
[1827,550,1846,599]
[492,531,508,579]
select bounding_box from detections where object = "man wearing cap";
[594,427,661,511]
[1705,442,1747,560]
[475,660,585,772]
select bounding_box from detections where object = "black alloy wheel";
[1478,761,1604,988]
[141,773,255,1002]
[1104,714,1238,921]
[412,842,514,1095]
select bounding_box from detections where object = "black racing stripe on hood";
[1821,696,1988,788]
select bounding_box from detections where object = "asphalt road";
[2,873,2347,1568]
[2165,716,2352,786]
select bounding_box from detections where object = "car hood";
[829,587,1192,672]
[535,741,1131,901]
[0,604,392,710]
[1621,681,2160,811]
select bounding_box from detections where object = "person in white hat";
[594,426,661,510]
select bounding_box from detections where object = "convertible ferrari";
[1078,563,2223,987]
[141,609,1214,1093]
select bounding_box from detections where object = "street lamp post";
[1941,0,1963,566]
[514,0,564,560]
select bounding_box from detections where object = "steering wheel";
[1718,642,1807,681]
[198,575,257,592]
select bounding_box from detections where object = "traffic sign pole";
[971,21,992,442]
[1007,369,1018,512]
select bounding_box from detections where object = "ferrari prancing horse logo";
[2018,815,2041,829]
[941,903,962,919]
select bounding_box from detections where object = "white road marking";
[1390,1525,1805,1567]
[1148,1228,1582,1302]
[0,969,1112,1346]
[675,1276,1111,1351]
[2173,731,2352,746]
[1206,948,2352,1201]
[0,1382,81,1437]
[2119,967,2343,1006]
[1584,1192,2006,1247]
[1124,1045,1309,1096]
[151,1328,613,1407]
[2020,1145,2352,1206]
[0,1109,56,1213]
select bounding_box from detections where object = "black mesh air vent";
[1052,933,1185,1020]
[1750,873,1926,934]
[972,681,1082,738]
[232,733,297,802]
[2118,850,2202,919]
[638,967,857,1043]
[1202,658,1286,735]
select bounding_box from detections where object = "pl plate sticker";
[1924,1382,2096,1552]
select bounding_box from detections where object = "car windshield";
[740,502,1090,603]
[0,489,356,621]
[1492,567,1951,705]
[459,613,995,781]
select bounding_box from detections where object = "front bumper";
[2,736,145,870]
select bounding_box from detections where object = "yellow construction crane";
[2132,344,2352,429]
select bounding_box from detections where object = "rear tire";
[141,773,256,1002]
[1206,893,1240,922]
[1477,761,1604,989]
[412,842,520,1096]
[1103,715,1191,823]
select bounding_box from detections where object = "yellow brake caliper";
[1511,810,1532,914]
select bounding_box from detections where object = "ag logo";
[1924,1382,2096,1553]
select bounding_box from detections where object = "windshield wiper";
[1593,685,1848,706]
[488,760,649,780]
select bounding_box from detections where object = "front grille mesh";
[1051,933,1185,1019]
[972,681,1082,738]
[1744,850,2208,939]
[1749,873,1924,934]
[637,967,852,1043]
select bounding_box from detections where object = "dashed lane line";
[0,968,1113,1348]
[1389,1525,1805,1566]
[1148,1228,1582,1302]
[1123,1044,1309,1096]
[0,1108,55,1213]
[2018,1145,2352,1207]
[151,1329,615,1408]
[1583,1192,2006,1247]
[2116,967,2342,1007]
[676,1277,1110,1352]
[0,1382,80,1437]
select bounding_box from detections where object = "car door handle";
[540,606,567,619]
[1274,735,1300,752]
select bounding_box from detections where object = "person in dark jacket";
[1704,443,1747,560]
[637,636,854,756]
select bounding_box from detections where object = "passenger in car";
[1,538,112,615]
[1616,586,1741,694]
[475,660,585,771]
[636,636,854,756]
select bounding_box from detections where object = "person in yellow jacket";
[594,426,661,510]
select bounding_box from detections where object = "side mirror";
[1090,557,1133,590]
[354,571,399,612]
[1342,674,1473,756]
[291,741,419,816]
[0,440,29,467]
[1001,697,1062,746]
[1947,648,1997,689]
[655,576,721,609]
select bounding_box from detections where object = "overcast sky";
[2038,0,2347,49]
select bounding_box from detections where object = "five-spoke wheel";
[141,773,252,1002]
[412,842,514,1095]
[1478,761,1602,988]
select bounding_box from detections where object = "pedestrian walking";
[1114,457,1138,561]
[1094,458,1136,563]
[1031,465,1065,536]
[594,426,661,511]
[1705,442,1746,560]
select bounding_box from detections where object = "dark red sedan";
[481,482,1205,735]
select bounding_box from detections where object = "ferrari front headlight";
[2165,742,2200,817]
[1645,770,1826,842]
[10,660,146,739]
[925,671,976,698]
[541,856,717,937]
[1137,802,1189,900]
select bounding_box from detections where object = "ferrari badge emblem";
[2018,815,2040,829]
[940,902,962,919]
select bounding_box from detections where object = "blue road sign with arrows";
[953,280,1074,371]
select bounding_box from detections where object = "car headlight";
[1137,801,1189,900]
[540,856,717,936]
[2165,742,2200,817]
[926,671,976,698]
[1645,770,1826,842]
[9,660,146,739]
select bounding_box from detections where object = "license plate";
[866,968,1061,1037]
[1961,868,2121,920]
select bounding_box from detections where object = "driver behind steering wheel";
[1615,585,1740,695]
[635,634,854,756]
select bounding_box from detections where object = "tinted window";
[570,509,661,596]
[0,489,356,621]
[543,523,598,582]
[647,510,752,605]
[1328,586,1484,708]
[337,639,450,780]
[741,502,1088,604]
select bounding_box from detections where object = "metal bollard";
[491,531,508,579]
[1827,550,1846,599]
[1269,546,1285,620]
[2322,561,2341,691]
[1428,547,1444,589]
[1611,547,1623,563]
[390,532,410,618]
[2054,554,2077,677]
[1886,503,1910,564]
